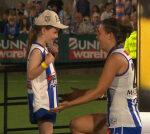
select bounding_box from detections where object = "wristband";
[41,62,48,69]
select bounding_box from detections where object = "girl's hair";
[27,25,52,54]
[101,18,132,45]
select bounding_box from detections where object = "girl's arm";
[27,49,55,80]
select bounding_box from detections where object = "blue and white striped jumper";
[27,43,58,124]
[107,47,142,130]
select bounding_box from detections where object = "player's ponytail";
[101,18,132,45]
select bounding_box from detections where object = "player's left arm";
[50,54,126,112]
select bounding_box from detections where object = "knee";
[69,119,79,132]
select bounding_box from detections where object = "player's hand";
[50,101,69,112]
[61,87,86,101]
[45,53,55,65]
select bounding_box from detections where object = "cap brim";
[52,23,69,29]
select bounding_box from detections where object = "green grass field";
[0,71,107,134]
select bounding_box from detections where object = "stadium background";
[0,1,107,133]
[0,0,150,134]
[0,0,106,16]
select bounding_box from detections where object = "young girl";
[27,9,68,134]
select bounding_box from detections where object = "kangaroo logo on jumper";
[110,118,117,125]
[48,73,57,87]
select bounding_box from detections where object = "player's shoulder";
[111,48,130,59]
[107,51,127,67]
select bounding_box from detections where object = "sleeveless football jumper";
[107,47,142,134]
[27,43,58,124]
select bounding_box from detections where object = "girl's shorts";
[29,108,56,124]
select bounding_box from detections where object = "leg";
[38,121,53,134]
[70,113,107,134]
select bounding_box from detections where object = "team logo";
[110,118,117,125]
[47,73,57,87]
[45,16,51,23]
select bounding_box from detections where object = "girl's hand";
[48,45,59,57]
[45,53,55,65]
